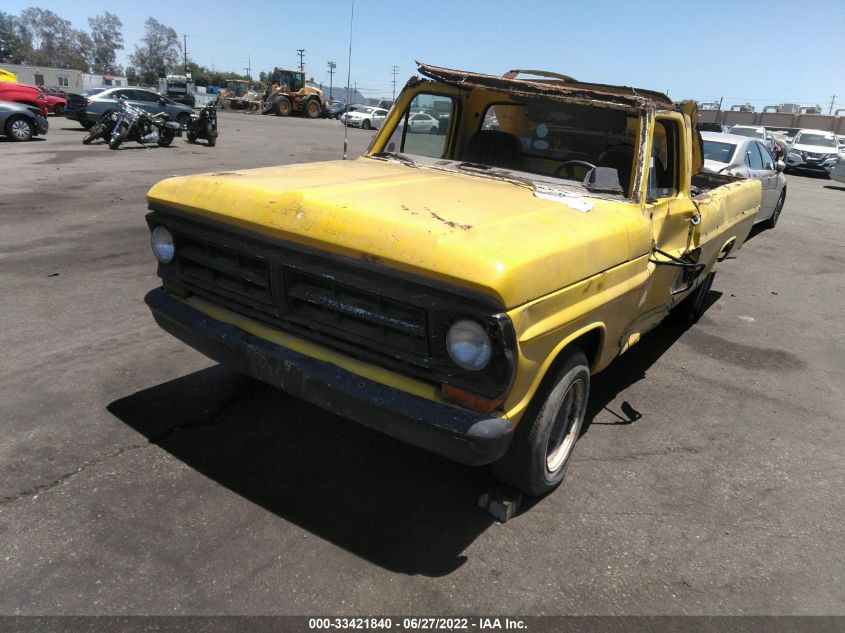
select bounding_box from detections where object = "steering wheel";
[554,160,597,178]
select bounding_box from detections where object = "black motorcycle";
[186,101,218,147]
[109,98,183,150]
[81,109,119,145]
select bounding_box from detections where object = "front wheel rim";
[546,377,587,473]
[10,119,31,140]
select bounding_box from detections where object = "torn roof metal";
[416,62,674,112]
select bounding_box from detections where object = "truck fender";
[507,324,605,424]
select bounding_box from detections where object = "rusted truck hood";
[147,158,650,308]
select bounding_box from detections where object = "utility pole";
[391,65,399,101]
[244,55,251,86]
[327,61,336,99]
[829,95,837,115]
[182,34,188,72]
[297,49,306,72]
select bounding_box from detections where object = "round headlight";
[446,320,492,371]
[151,226,175,264]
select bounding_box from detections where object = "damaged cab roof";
[416,62,674,113]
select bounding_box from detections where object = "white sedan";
[340,107,387,130]
[405,112,441,134]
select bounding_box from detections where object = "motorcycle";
[81,109,119,145]
[108,98,183,150]
[186,101,218,147]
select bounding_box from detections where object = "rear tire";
[678,271,715,322]
[82,124,104,144]
[764,190,785,229]
[493,350,590,496]
[429,125,438,135]
[5,116,33,141]
[80,120,95,130]
[53,103,65,116]
[206,122,216,147]
[157,128,174,147]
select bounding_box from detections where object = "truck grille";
[172,233,277,320]
[283,268,429,356]
[166,231,430,364]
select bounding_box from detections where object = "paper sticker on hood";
[533,188,594,212]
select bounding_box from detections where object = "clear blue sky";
[5,0,844,110]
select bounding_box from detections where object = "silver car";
[785,129,840,177]
[831,159,845,185]
[0,100,49,141]
[65,87,194,129]
[701,131,787,228]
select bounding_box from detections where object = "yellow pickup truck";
[144,64,760,495]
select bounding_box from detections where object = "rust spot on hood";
[430,211,472,231]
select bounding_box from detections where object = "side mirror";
[159,97,167,105]
[776,160,786,173]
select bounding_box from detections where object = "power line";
[296,48,305,72]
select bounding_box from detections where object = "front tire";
[109,123,128,150]
[80,120,95,130]
[305,99,321,119]
[6,116,33,141]
[205,122,216,147]
[53,103,65,116]
[493,350,590,496]
[362,119,371,130]
[275,97,292,117]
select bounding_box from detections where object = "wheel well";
[545,328,603,380]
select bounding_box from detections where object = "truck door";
[636,112,704,325]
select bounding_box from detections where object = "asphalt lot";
[1,112,843,616]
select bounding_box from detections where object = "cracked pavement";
[1,115,843,615]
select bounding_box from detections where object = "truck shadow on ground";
[107,292,717,576]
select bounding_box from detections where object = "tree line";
[0,8,248,87]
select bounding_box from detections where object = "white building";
[0,63,128,92]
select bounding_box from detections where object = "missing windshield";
[469,98,639,198]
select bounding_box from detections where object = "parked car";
[785,129,840,177]
[404,112,440,134]
[65,87,194,129]
[340,106,387,129]
[323,100,346,119]
[700,131,786,228]
[831,159,845,185]
[729,125,776,153]
[0,82,50,115]
[836,134,845,159]
[0,100,49,141]
[41,89,68,116]
[696,122,729,133]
